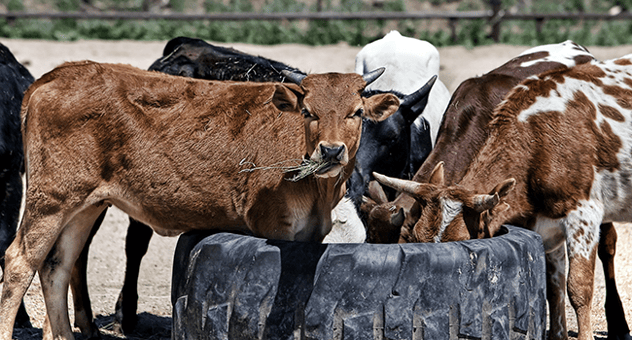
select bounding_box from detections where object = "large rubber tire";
[171,226,546,340]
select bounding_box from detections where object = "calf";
[373,54,632,340]
[71,36,311,335]
[347,79,435,204]
[0,43,34,329]
[0,61,398,340]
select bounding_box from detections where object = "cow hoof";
[78,322,101,340]
[114,294,139,334]
[171,225,547,340]
[86,332,101,340]
[112,315,138,335]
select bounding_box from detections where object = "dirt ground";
[1,38,632,339]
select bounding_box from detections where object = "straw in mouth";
[285,158,333,182]
[238,157,332,182]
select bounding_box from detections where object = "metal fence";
[2,8,631,42]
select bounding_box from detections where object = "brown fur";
[0,61,399,339]
[374,55,632,340]
[364,45,595,244]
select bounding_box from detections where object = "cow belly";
[104,196,249,237]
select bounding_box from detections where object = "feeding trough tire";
[171,225,546,340]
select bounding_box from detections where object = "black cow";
[347,80,435,206]
[0,43,35,329]
[148,36,305,81]
[71,36,433,336]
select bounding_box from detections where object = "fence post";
[489,0,502,42]
[535,17,545,38]
[449,17,458,43]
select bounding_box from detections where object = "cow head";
[370,163,515,243]
[347,76,436,204]
[282,68,400,179]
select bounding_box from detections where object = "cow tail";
[19,76,48,184]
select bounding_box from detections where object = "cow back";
[22,61,307,234]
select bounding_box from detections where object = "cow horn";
[400,75,437,108]
[372,172,423,196]
[362,67,386,86]
[368,180,389,204]
[471,193,500,213]
[281,70,306,85]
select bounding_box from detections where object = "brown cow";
[364,40,595,243]
[0,60,399,340]
[373,54,632,340]
[364,41,631,340]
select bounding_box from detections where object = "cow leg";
[114,217,153,334]
[598,222,632,340]
[566,247,597,340]
[39,204,107,340]
[0,171,31,329]
[70,209,108,339]
[0,249,31,330]
[0,211,65,339]
[545,245,568,340]
[565,209,601,340]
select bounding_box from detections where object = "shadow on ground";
[12,314,612,339]
[11,313,171,340]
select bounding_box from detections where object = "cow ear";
[363,93,400,122]
[489,178,515,198]
[272,84,303,112]
[428,161,445,186]
[390,207,405,228]
[481,202,510,238]
[360,195,377,215]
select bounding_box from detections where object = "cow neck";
[457,112,533,225]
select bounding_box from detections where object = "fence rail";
[1,9,631,42]
[1,10,632,21]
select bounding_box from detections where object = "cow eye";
[302,108,314,118]
[353,108,364,117]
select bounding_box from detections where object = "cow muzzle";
[312,143,348,178]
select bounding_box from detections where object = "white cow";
[355,30,451,147]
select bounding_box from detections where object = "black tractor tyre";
[171,225,546,340]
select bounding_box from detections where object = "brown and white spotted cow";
[0,61,399,340]
[373,54,632,340]
[364,40,595,243]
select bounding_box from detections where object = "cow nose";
[320,144,345,162]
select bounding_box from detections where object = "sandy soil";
[1,38,632,339]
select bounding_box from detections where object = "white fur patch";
[519,40,593,68]
[325,197,366,243]
[563,200,601,260]
[436,198,463,243]
[516,86,568,123]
